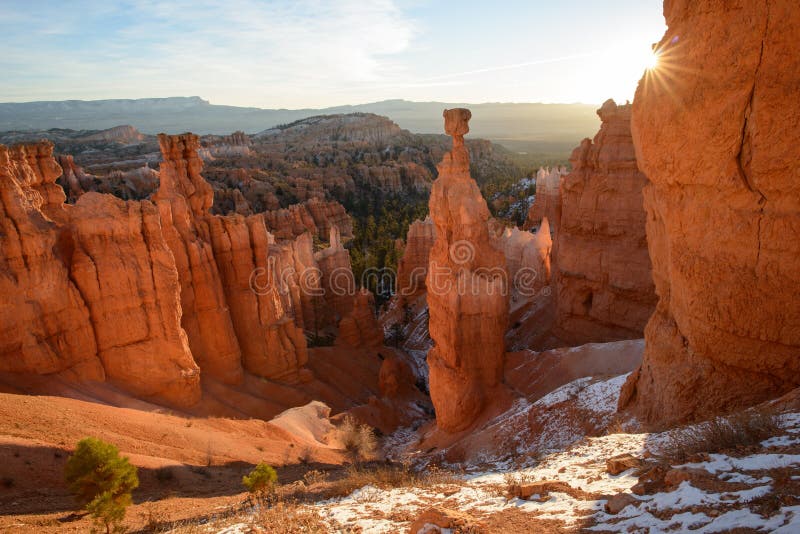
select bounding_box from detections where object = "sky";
[0,0,666,109]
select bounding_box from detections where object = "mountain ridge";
[0,97,599,153]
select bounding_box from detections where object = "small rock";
[605,493,638,514]
[606,453,642,475]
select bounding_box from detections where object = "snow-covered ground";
[313,384,800,533]
[211,375,800,533]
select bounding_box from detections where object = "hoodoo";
[552,99,656,345]
[426,109,510,433]
[620,0,800,425]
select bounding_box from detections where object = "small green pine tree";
[64,437,139,534]
[242,462,278,497]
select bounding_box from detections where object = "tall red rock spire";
[426,109,510,433]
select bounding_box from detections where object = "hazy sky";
[0,0,666,108]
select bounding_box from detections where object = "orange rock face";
[153,134,244,384]
[524,166,567,231]
[263,198,353,241]
[0,143,101,379]
[620,0,800,425]
[206,213,309,383]
[69,193,201,406]
[426,109,509,432]
[396,217,436,299]
[0,141,202,407]
[337,289,384,349]
[552,100,656,345]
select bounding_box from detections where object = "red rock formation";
[552,99,656,346]
[263,199,353,241]
[57,154,91,202]
[396,217,436,299]
[337,289,384,348]
[68,193,201,406]
[153,134,244,384]
[0,141,202,406]
[11,141,66,218]
[314,226,357,324]
[0,144,102,379]
[354,162,433,192]
[524,166,567,230]
[426,108,509,432]
[206,213,310,383]
[501,222,552,298]
[620,0,800,425]
[271,232,321,332]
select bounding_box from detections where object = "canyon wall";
[426,109,509,432]
[552,99,656,345]
[262,198,353,241]
[620,0,800,425]
[0,141,201,406]
[0,134,380,405]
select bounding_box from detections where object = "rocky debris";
[426,108,509,433]
[524,166,566,230]
[552,99,656,346]
[620,0,800,425]
[512,480,594,501]
[408,506,482,534]
[630,465,668,496]
[396,217,436,299]
[606,453,642,475]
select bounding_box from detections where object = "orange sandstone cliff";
[552,100,656,345]
[426,109,510,432]
[620,0,800,425]
[0,141,201,406]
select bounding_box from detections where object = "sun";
[645,49,660,70]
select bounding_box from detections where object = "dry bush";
[139,503,171,533]
[302,469,329,486]
[338,415,377,463]
[500,471,537,497]
[251,501,328,533]
[322,462,461,499]
[662,409,781,461]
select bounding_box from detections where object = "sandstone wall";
[620,0,800,425]
[552,99,656,346]
[0,141,202,407]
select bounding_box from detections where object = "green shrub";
[243,462,278,496]
[64,437,139,533]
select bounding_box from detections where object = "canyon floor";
[3,369,799,533]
